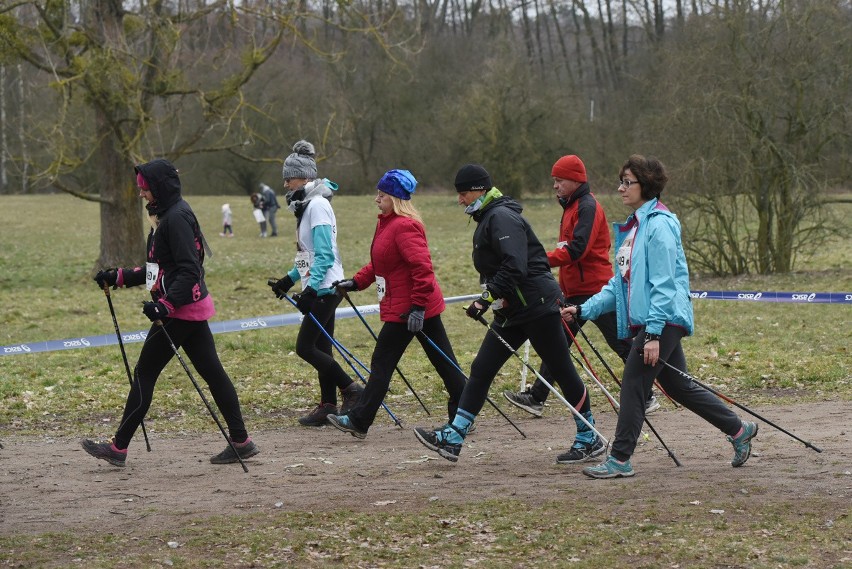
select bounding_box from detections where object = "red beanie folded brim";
[551,155,587,183]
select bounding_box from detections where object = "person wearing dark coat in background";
[260,183,281,237]
[250,192,268,237]
[326,169,467,439]
[414,164,600,463]
[82,158,259,467]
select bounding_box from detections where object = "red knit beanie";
[551,155,587,183]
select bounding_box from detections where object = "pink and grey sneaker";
[81,437,127,467]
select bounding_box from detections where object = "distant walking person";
[83,159,259,467]
[503,155,659,439]
[414,164,599,463]
[220,203,234,237]
[260,183,281,237]
[563,154,757,479]
[250,192,267,237]
[268,140,364,426]
[326,169,466,439]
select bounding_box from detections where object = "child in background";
[220,203,234,237]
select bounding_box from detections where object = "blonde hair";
[390,195,422,223]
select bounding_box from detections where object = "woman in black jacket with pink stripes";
[81,158,259,468]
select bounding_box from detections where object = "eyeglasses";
[619,179,639,188]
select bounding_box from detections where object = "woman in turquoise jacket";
[563,154,758,479]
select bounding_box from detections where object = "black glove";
[94,269,118,289]
[142,301,170,322]
[269,275,294,299]
[406,306,425,333]
[293,286,317,315]
[332,279,358,293]
[465,290,494,320]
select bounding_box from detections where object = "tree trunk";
[95,109,145,270]
[0,65,6,192]
[88,3,145,270]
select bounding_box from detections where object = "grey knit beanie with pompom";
[282,140,318,180]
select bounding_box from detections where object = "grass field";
[0,193,850,567]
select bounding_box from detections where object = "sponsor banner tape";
[2,291,849,357]
[688,291,852,303]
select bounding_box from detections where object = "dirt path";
[1,401,849,537]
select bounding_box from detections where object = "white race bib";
[295,251,312,290]
[145,262,159,291]
[375,276,387,301]
[616,226,637,279]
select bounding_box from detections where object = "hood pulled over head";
[135,159,182,216]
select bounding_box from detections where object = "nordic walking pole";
[417,331,527,439]
[574,323,679,409]
[154,321,249,472]
[562,321,682,466]
[658,358,823,453]
[102,283,151,452]
[341,292,431,415]
[329,339,372,376]
[474,315,608,447]
[276,290,403,427]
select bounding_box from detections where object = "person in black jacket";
[82,159,259,468]
[414,164,599,463]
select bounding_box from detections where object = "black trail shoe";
[340,383,364,414]
[503,389,544,417]
[81,437,127,467]
[556,437,606,464]
[414,426,462,462]
[298,403,338,426]
[210,439,260,464]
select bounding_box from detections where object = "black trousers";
[459,312,590,417]
[295,293,355,404]
[114,319,248,449]
[610,325,743,462]
[530,293,631,402]
[348,316,466,431]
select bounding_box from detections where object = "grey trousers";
[610,325,743,462]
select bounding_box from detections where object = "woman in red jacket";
[327,169,467,439]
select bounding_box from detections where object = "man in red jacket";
[504,155,658,461]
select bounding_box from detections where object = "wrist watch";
[644,332,661,344]
[480,290,495,304]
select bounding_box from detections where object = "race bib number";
[376,276,387,301]
[145,262,159,291]
[616,227,637,279]
[295,251,312,290]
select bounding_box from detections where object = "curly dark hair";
[620,154,668,201]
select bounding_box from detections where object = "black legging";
[348,316,466,431]
[295,293,355,404]
[610,325,742,462]
[531,293,631,402]
[459,312,590,416]
[114,318,247,449]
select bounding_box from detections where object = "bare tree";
[648,1,850,274]
[0,1,285,268]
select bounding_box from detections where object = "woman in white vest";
[269,140,363,426]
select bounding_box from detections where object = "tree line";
[0,0,848,275]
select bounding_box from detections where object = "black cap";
[454,164,492,192]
